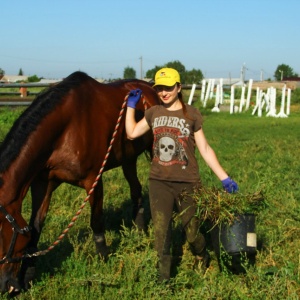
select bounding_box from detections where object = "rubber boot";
[158,255,172,282]
[193,249,210,274]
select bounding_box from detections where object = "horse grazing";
[0,71,159,294]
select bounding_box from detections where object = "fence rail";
[0,83,54,88]
[0,82,199,106]
[0,82,54,104]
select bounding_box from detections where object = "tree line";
[0,62,298,83]
[124,61,298,83]
[124,60,204,84]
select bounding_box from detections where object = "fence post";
[245,79,253,110]
[277,85,287,118]
[219,78,224,104]
[188,84,196,105]
[239,86,246,112]
[212,84,220,112]
[266,87,277,117]
[209,79,215,100]
[200,79,206,102]
[230,85,235,114]
[286,88,291,115]
[19,84,27,98]
[203,79,212,107]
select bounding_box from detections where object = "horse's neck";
[0,150,37,204]
[0,116,60,203]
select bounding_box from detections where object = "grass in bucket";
[185,185,266,227]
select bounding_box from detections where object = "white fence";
[1,82,293,117]
[187,79,292,118]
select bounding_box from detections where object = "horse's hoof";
[93,234,110,260]
[22,266,36,291]
[19,253,37,291]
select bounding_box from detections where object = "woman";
[125,68,238,281]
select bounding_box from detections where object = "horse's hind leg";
[121,156,145,231]
[89,178,110,259]
[20,176,60,290]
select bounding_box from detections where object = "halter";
[0,205,30,264]
[0,93,149,264]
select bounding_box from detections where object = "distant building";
[283,77,300,82]
[0,75,28,83]
[39,78,62,84]
[282,77,300,88]
[204,78,241,86]
[95,78,106,83]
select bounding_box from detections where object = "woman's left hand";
[221,177,239,193]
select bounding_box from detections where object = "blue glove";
[222,177,239,193]
[127,89,142,109]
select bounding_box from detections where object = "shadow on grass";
[26,193,153,284]
[24,192,226,288]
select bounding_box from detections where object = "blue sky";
[1,0,299,80]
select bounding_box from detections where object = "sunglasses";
[154,84,177,93]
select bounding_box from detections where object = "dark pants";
[149,179,206,258]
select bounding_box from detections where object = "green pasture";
[0,100,299,299]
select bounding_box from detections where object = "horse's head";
[0,204,31,294]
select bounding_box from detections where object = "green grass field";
[0,100,299,299]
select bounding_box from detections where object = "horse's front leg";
[20,176,60,290]
[121,156,145,231]
[89,178,110,259]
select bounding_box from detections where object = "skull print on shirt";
[159,136,175,162]
[152,115,189,169]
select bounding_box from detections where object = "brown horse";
[0,71,159,293]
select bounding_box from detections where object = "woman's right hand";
[127,89,142,108]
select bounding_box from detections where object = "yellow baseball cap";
[153,68,180,87]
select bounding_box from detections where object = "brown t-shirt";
[145,104,203,182]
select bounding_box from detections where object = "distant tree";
[274,64,296,81]
[18,68,24,76]
[146,60,186,82]
[0,68,4,80]
[27,75,40,82]
[145,60,203,84]
[165,60,186,75]
[166,60,189,84]
[123,66,136,79]
[145,65,163,80]
[183,68,203,84]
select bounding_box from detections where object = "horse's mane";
[0,71,91,173]
[111,79,154,89]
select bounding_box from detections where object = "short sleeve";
[186,105,203,132]
[144,106,157,128]
[194,109,203,132]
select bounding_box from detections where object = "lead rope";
[24,93,147,259]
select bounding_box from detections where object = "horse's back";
[46,73,158,187]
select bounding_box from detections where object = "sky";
[1,0,299,81]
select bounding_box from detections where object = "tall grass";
[0,103,299,299]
